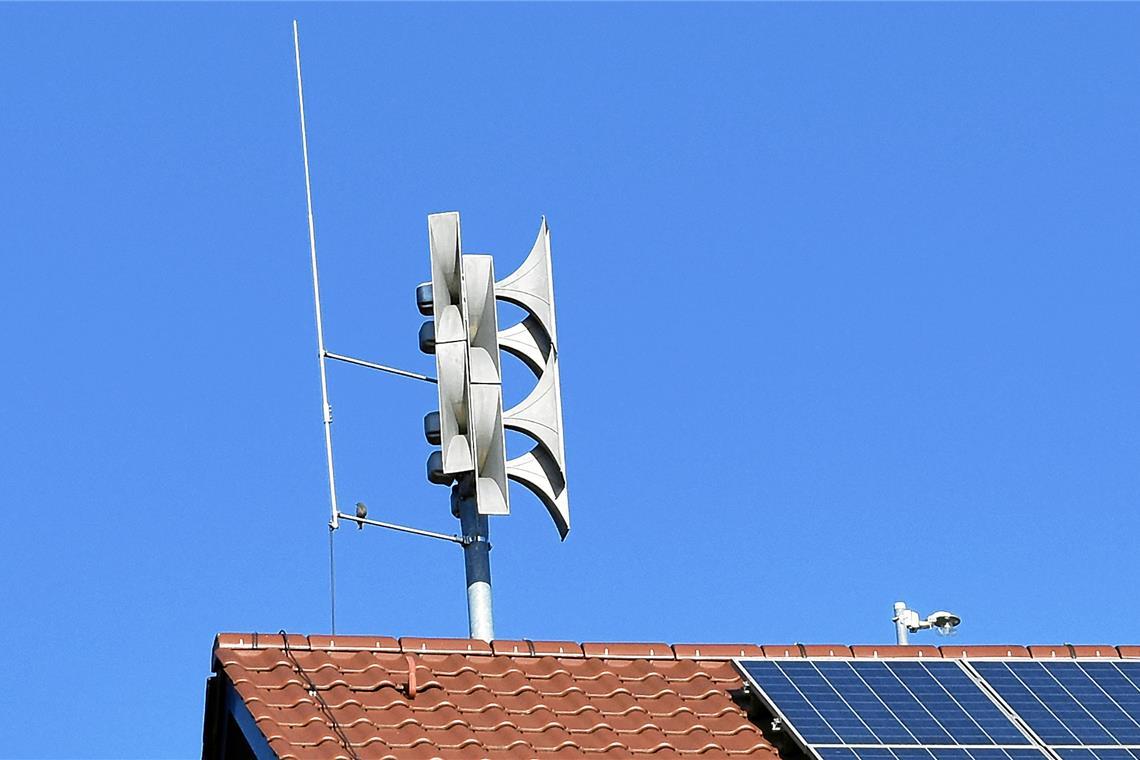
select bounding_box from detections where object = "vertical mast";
[456,488,494,641]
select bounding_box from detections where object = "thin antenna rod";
[293,19,339,531]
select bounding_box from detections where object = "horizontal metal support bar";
[324,351,437,384]
[336,512,462,544]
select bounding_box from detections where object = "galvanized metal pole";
[894,601,909,645]
[455,488,494,642]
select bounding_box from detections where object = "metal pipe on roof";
[456,488,494,642]
[894,601,910,646]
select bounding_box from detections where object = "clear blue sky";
[2,3,1139,756]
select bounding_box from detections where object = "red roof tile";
[492,641,585,658]
[938,645,1030,658]
[760,643,851,657]
[205,635,1140,758]
[849,645,941,659]
[671,643,764,659]
[1027,644,1119,659]
[580,642,673,659]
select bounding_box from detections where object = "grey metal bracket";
[324,350,436,384]
[337,512,463,545]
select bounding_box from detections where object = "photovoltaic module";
[735,659,1140,760]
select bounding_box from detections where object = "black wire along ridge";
[279,630,359,760]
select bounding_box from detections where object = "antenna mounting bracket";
[337,512,464,545]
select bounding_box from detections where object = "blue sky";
[2,2,1140,756]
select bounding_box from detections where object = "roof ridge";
[213,634,1140,661]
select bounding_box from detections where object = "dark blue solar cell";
[1002,750,1049,760]
[817,661,916,744]
[893,661,1015,745]
[1055,751,1096,760]
[853,661,953,745]
[740,661,842,744]
[973,662,1081,745]
[1087,750,1136,760]
[1007,662,1114,744]
[1115,663,1140,684]
[1053,660,1140,747]
[853,748,897,760]
[927,748,971,760]
[780,661,880,744]
[1075,662,1140,744]
[967,750,1025,760]
[915,661,1029,745]
[819,749,858,760]
[973,659,1140,750]
[893,748,936,760]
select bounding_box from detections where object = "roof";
[201,634,1138,760]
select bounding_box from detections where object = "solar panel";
[971,661,1140,758]
[736,660,1047,760]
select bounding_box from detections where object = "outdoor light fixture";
[892,601,961,645]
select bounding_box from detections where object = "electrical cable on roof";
[279,630,359,759]
[328,524,336,635]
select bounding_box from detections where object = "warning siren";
[419,214,570,539]
[292,21,570,641]
[497,218,569,539]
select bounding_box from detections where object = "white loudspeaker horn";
[463,254,509,516]
[503,352,568,538]
[496,217,557,345]
[496,217,570,539]
[498,316,550,376]
[427,212,473,475]
[504,362,563,474]
[507,446,568,540]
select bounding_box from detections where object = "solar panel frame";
[735,658,1048,760]
[816,749,1050,760]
